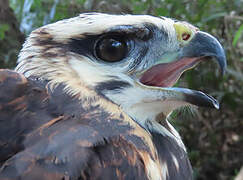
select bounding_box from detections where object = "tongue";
[140,57,202,87]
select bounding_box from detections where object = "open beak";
[139,31,227,109]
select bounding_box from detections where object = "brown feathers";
[0,70,163,180]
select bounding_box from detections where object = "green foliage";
[233,24,243,47]
[0,24,10,40]
[10,0,86,34]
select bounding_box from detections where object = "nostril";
[182,33,191,41]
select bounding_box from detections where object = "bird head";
[16,13,226,128]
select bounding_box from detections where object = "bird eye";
[95,35,128,62]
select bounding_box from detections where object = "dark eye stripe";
[67,24,159,66]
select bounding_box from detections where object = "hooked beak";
[139,31,227,109]
[181,31,226,74]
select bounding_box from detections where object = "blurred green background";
[0,0,242,179]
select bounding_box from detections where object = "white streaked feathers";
[36,13,175,43]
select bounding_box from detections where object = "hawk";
[0,13,226,180]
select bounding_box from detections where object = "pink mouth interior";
[140,57,203,87]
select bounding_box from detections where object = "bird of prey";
[0,13,226,180]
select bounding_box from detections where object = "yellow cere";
[173,23,195,45]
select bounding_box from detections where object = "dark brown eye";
[95,36,128,62]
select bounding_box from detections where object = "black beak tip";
[185,90,220,109]
[213,38,227,75]
[207,94,220,109]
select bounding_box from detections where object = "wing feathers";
[0,70,151,179]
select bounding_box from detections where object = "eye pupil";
[182,33,191,41]
[96,36,128,62]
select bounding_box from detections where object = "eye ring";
[95,34,129,63]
